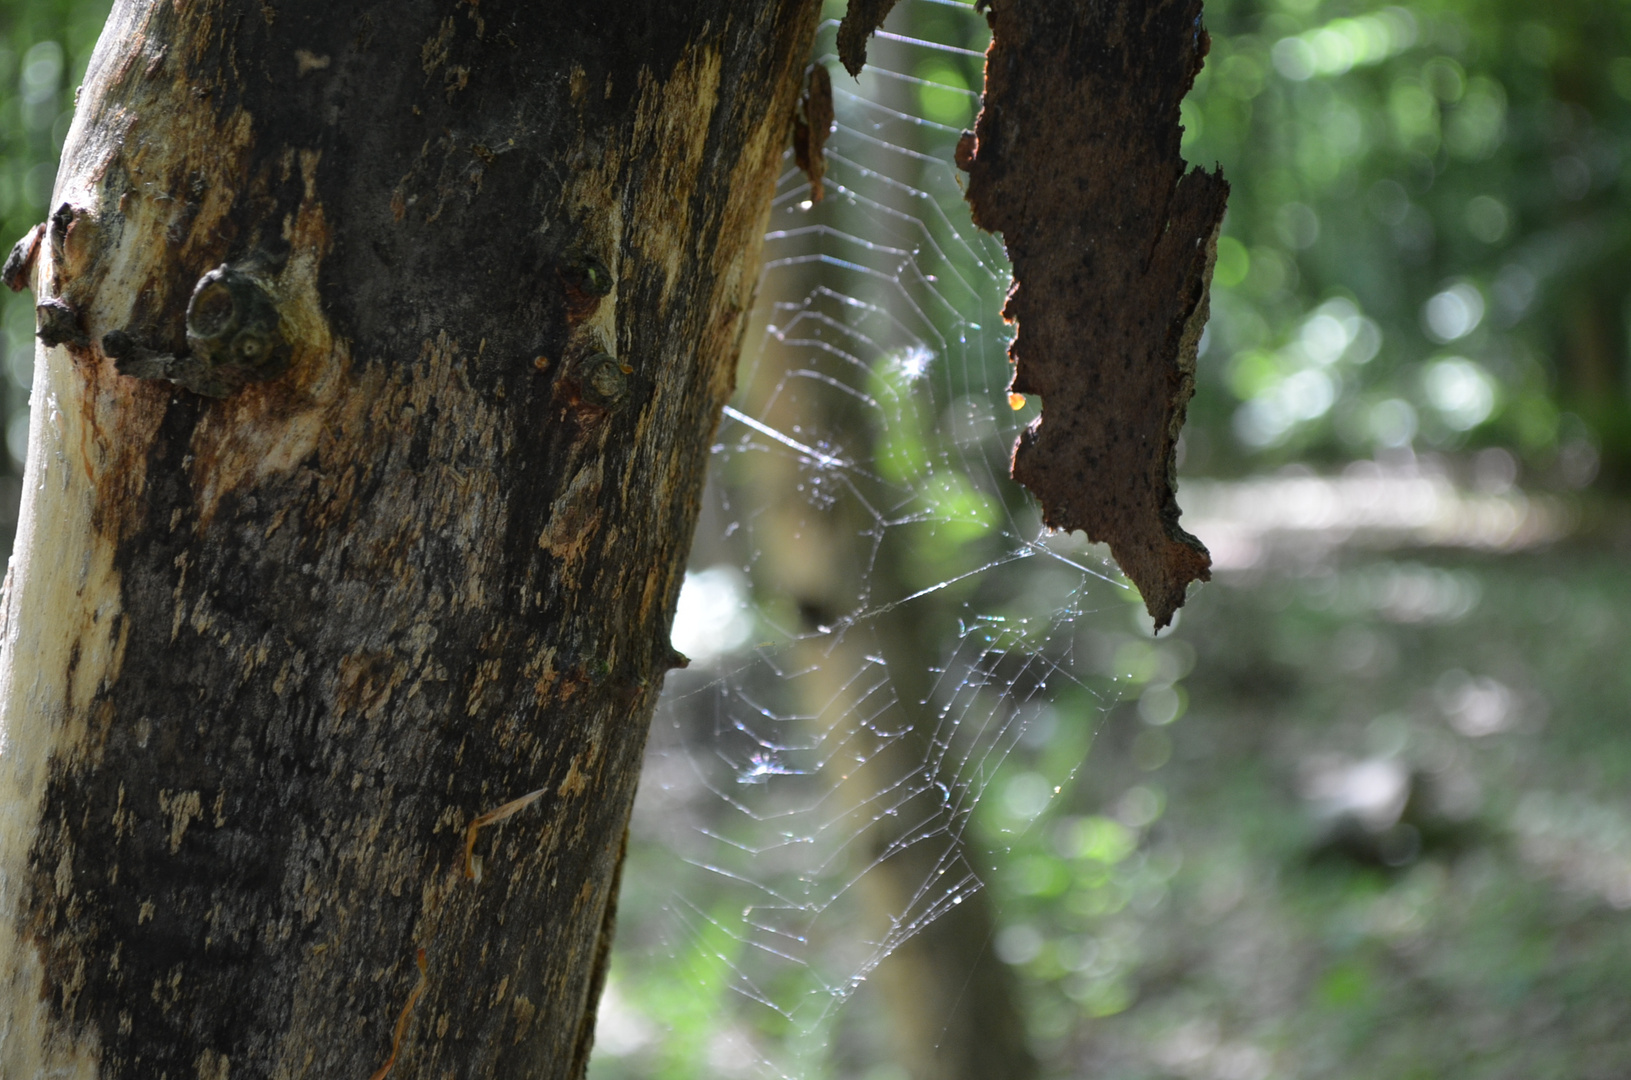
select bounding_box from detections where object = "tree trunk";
[0,1,819,1076]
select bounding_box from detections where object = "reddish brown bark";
[961,0,1226,627]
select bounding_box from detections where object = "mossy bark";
[0,1,819,1077]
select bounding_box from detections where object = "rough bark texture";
[0,1,819,1077]
[960,0,1227,629]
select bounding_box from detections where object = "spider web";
[595,4,1147,1075]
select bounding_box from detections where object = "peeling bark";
[960,0,1227,628]
[0,1,819,1077]
[792,62,834,202]
[837,0,903,77]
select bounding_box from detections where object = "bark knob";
[105,264,292,397]
[36,298,87,347]
[562,256,614,298]
[579,352,629,408]
[185,265,288,380]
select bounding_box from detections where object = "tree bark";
[0,1,819,1077]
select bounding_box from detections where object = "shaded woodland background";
[4,1,1631,1078]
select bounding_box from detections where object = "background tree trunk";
[747,327,1036,1080]
[0,1,819,1076]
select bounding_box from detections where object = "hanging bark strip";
[836,0,903,77]
[959,0,1227,628]
[793,62,835,202]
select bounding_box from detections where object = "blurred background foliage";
[1185,0,1631,491]
[3,1,1631,1079]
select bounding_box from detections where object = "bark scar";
[960,0,1227,629]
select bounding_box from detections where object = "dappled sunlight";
[1179,458,1569,570]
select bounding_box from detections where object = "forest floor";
[1044,514,1631,1080]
